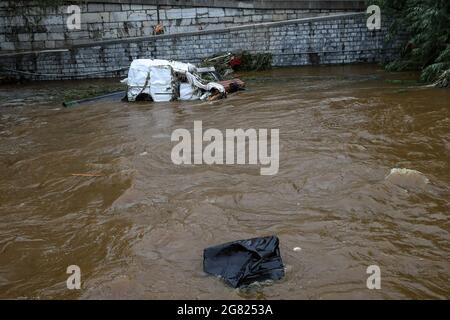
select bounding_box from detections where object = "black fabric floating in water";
[203,235,284,288]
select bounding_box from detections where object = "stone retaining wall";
[0,1,356,51]
[0,13,405,81]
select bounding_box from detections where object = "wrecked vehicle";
[121,59,245,102]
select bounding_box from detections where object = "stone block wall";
[0,13,405,81]
[0,1,355,51]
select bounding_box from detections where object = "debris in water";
[201,51,273,77]
[433,69,449,88]
[293,247,302,252]
[71,173,103,177]
[385,168,429,189]
[63,91,125,107]
[203,235,284,288]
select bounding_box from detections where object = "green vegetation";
[238,52,273,71]
[373,0,449,86]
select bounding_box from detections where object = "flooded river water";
[0,65,449,299]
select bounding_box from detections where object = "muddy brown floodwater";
[0,65,449,299]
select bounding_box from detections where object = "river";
[0,65,449,299]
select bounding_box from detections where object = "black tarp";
[203,235,284,288]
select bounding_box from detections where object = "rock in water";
[385,168,429,189]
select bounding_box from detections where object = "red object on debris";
[229,56,242,68]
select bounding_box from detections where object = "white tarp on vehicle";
[123,59,224,102]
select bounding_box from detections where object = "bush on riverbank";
[374,0,449,86]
